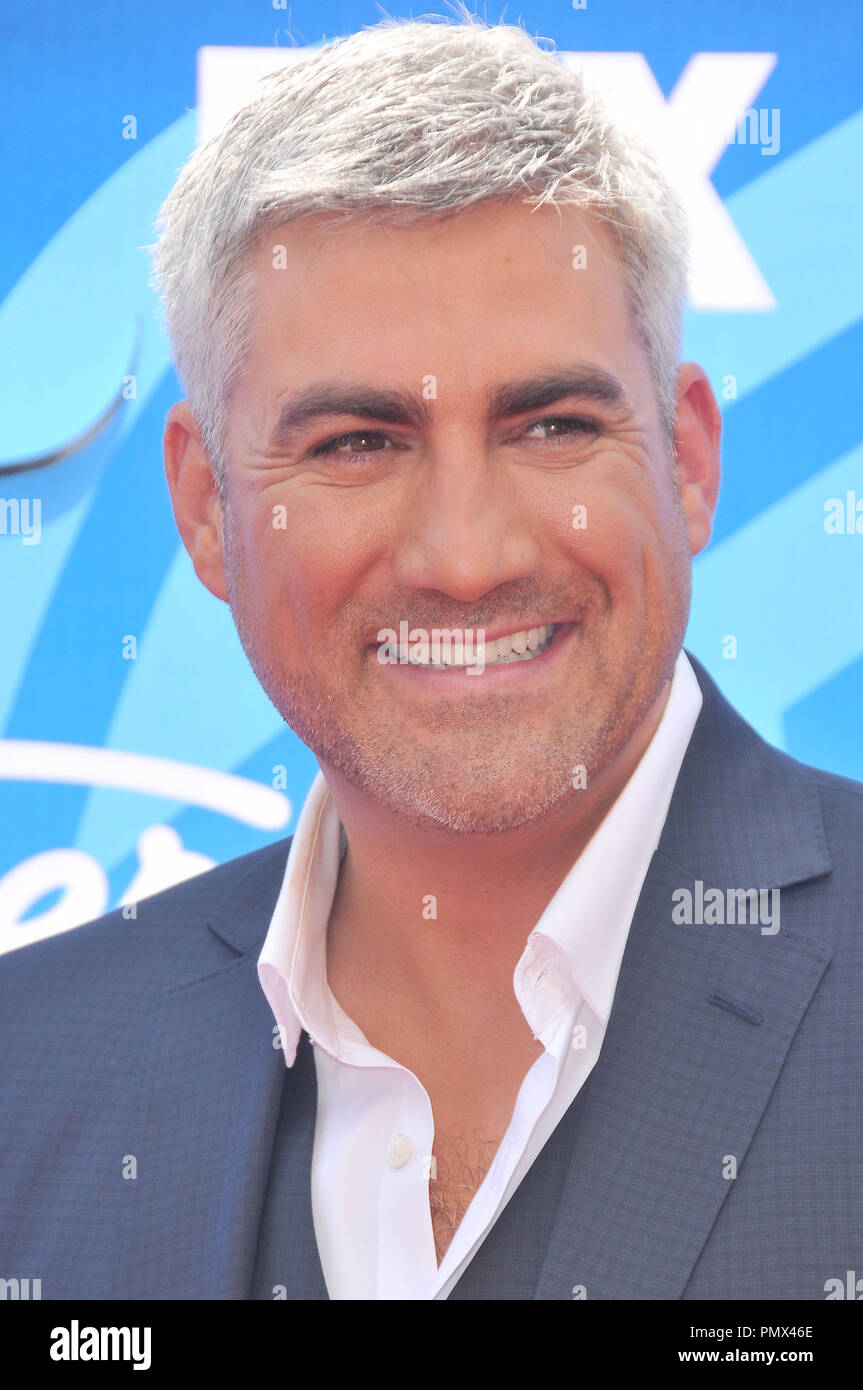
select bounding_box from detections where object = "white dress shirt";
[258,648,703,1299]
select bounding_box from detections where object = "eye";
[305,415,600,462]
[308,430,394,461]
[517,415,600,443]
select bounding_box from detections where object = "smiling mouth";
[380,624,556,669]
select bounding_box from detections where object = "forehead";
[248,200,628,331]
[235,200,652,424]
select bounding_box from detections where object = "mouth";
[384,623,556,669]
[369,621,579,689]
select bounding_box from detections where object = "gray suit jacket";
[1,651,861,1299]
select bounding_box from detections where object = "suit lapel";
[121,950,282,1297]
[532,653,835,1299]
[252,1029,330,1300]
[119,839,326,1299]
[533,849,832,1298]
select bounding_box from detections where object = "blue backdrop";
[1,0,861,952]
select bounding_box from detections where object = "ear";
[163,401,228,602]
[672,363,722,557]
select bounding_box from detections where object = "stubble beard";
[226,595,681,835]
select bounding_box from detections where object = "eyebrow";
[267,364,632,451]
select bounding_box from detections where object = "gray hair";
[151,9,690,488]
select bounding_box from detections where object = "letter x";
[562,52,778,310]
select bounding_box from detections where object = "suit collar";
[526,846,832,1299]
[203,836,294,958]
[121,949,328,1298]
[659,650,831,890]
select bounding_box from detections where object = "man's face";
[206,201,709,832]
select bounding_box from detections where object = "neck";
[322,675,673,1013]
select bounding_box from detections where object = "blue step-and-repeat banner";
[1,1,861,952]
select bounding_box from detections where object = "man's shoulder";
[760,733,863,803]
[779,749,863,854]
[0,834,293,1000]
[664,654,863,908]
[687,648,863,811]
[762,743,863,880]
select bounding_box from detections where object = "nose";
[390,434,542,603]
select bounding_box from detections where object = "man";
[1,15,860,1301]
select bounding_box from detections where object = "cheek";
[551,469,680,611]
[551,475,648,571]
[234,488,381,625]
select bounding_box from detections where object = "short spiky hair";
[151,10,690,486]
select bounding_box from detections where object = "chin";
[356,764,578,836]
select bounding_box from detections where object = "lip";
[471,619,560,645]
[369,620,580,692]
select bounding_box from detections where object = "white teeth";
[483,625,554,666]
[387,624,555,667]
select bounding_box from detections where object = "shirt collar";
[258,772,343,1065]
[258,649,702,1064]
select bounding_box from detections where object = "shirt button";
[386,1134,413,1168]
